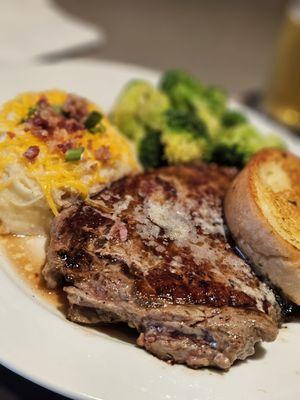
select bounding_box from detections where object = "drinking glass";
[264,0,300,131]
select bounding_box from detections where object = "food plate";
[0,60,299,400]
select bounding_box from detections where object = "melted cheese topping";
[0,90,140,215]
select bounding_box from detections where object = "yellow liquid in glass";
[264,6,300,131]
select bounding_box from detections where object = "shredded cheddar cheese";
[0,90,140,215]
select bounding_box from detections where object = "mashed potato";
[0,90,140,235]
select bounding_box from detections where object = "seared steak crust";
[44,165,280,369]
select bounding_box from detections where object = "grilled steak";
[44,165,280,369]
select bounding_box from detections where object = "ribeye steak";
[44,165,280,369]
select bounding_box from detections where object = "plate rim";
[0,59,299,400]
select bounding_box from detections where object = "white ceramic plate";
[0,60,299,400]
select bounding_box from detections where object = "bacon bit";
[62,94,89,122]
[24,95,85,141]
[37,95,50,107]
[94,146,111,163]
[23,145,40,161]
[57,140,74,153]
[24,115,53,138]
[7,131,15,138]
[63,118,84,133]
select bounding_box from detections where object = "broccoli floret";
[111,80,171,169]
[212,124,285,167]
[161,109,211,164]
[139,129,164,169]
[160,70,227,116]
[112,71,286,171]
[160,70,227,137]
[193,100,221,137]
[203,86,227,116]
[111,80,170,143]
[165,109,208,138]
[221,110,248,128]
[162,130,211,164]
[160,69,204,111]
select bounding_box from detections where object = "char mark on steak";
[44,164,280,369]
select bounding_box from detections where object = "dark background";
[50,0,287,94]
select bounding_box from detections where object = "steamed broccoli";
[111,78,214,168]
[165,109,208,137]
[212,124,285,167]
[139,129,164,169]
[111,69,286,171]
[111,80,170,169]
[161,109,211,164]
[162,130,210,164]
[160,69,204,111]
[111,80,169,143]
[221,110,248,128]
[203,86,227,116]
[160,70,227,136]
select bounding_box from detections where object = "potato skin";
[224,149,300,305]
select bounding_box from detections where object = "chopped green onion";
[52,104,62,114]
[19,107,37,124]
[90,123,105,134]
[84,111,103,130]
[28,107,37,117]
[65,147,84,161]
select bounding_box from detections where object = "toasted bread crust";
[225,149,300,304]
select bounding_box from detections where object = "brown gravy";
[0,234,137,344]
[0,235,64,307]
